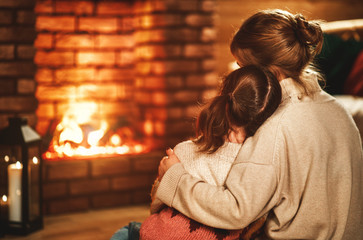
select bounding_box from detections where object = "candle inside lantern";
[7,161,22,222]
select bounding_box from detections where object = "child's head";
[195,65,281,153]
[230,9,323,93]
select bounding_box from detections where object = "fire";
[43,102,148,160]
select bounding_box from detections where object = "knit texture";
[174,140,242,186]
[140,206,266,240]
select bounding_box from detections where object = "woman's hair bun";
[293,14,323,54]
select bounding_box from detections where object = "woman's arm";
[155,143,279,229]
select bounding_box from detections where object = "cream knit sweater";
[174,140,242,186]
[155,76,363,240]
[150,140,241,214]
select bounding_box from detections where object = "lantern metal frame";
[0,117,43,236]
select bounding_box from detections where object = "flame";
[43,102,149,160]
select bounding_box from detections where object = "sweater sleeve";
[156,160,278,229]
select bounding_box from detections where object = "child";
[139,65,282,240]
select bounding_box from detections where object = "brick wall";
[0,0,37,129]
[34,0,218,152]
[134,1,218,149]
[42,152,162,214]
[33,0,218,214]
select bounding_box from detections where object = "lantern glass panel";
[28,145,40,221]
[0,145,22,224]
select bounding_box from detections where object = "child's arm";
[149,178,165,214]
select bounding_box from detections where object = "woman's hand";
[158,148,181,180]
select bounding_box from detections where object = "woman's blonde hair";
[230,9,324,94]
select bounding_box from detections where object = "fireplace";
[25,0,218,214]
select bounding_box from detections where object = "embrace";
[112,9,363,240]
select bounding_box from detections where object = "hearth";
[31,0,218,214]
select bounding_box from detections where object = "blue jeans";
[110,222,141,240]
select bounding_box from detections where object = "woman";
[156,9,363,239]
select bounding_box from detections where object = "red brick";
[112,174,153,191]
[134,29,165,43]
[117,51,134,66]
[0,62,35,77]
[55,34,94,49]
[137,14,182,28]
[202,88,218,101]
[120,17,134,32]
[0,10,12,24]
[79,17,117,33]
[174,90,201,103]
[17,10,35,25]
[132,189,152,204]
[185,44,214,58]
[55,67,96,82]
[35,119,51,136]
[0,45,14,59]
[70,178,109,195]
[91,157,131,177]
[55,1,94,15]
[185,14,214,27]
[148,60,198,75]
[98,101,135,116]
[131,156,160,173]
[138,76,183,89]
[201,1,216,12]
[36,103,55,118]
[35,51,74,66]
[77,84,118,99]
[34,0,53,14]
[186,73,219,87]
[0,79,15,95]
[36,85,76,101]
[45,160,89,181]
[77,51,115,66]
[135,45,181,60]
[178,1,199,11]
[36,16,75,32]
[92,192,132,209]
[201,27,216,42]
[17,45,36,59]
[35,68,53,83]
[166,121,194,135]
[0,27,36,42]
[43,182,67,199]
[0,0,35,8]
[186,104,201,118]
[0,96,37,111]
[17,78,35,94]
[116,84,133,99]
[96,34,134,48]
[34,33,53,49]
[97,2,133,15]
[97,68,134,81]
[47,197,89,215]
[202,59,216,71]
[134,91,152,105]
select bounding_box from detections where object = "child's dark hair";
[194,65,282,153]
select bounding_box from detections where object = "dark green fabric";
[314,33,363,95]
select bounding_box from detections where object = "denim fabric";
[110,222,141,240]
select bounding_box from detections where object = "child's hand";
[228,129,246,144]
[158,148,181,180]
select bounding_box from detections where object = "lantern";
[0,117,43,235]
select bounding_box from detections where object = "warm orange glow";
[144,120,153,136]
[43,103,149,160]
